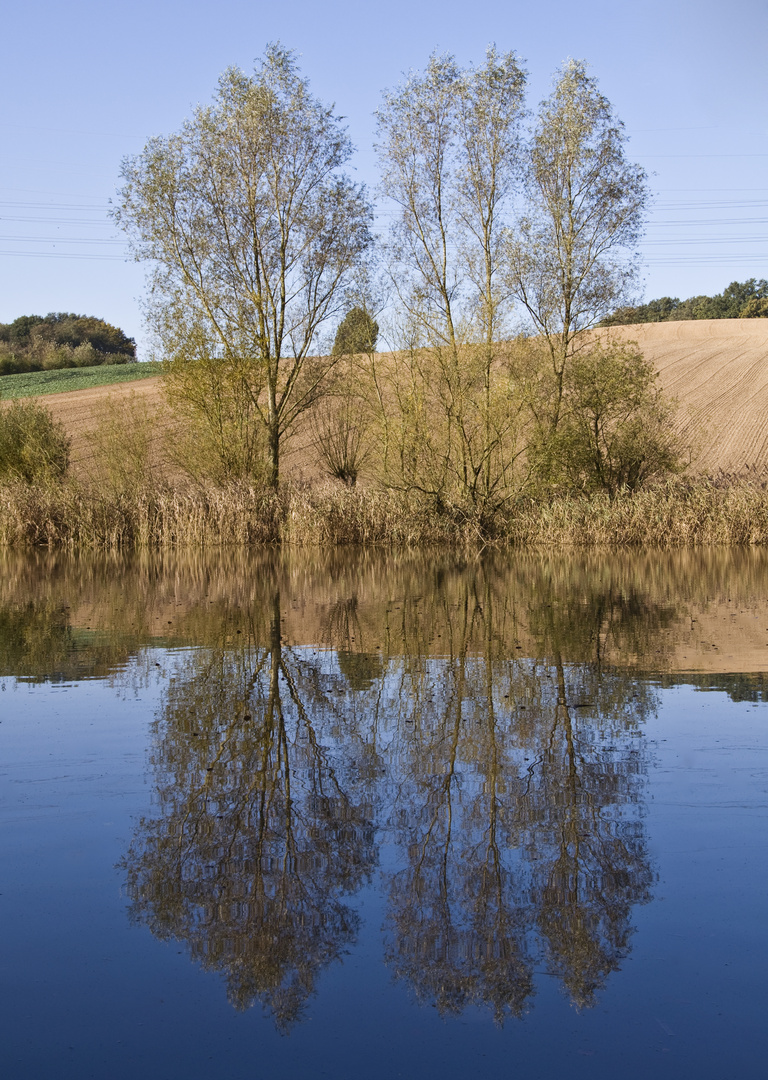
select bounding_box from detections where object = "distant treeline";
[0,313,136,376]
[602,278,768,326]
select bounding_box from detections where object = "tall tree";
[115,45,373,487]
[375,48,527,513]
[506,60,648,431]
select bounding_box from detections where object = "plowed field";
[14,318,768,477]
[609,318,768,472]
[33,375,167,476]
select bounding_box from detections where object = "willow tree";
[506,60,648,433]
[375,47,527,513]
[115,45,373,487]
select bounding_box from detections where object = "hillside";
[32,375,166,475]
[606,319,768,473]
[11,318,768,478]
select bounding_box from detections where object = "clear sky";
[2,0,766,355]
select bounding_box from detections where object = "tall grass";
[1,472,768,549]
[506,473,768,548]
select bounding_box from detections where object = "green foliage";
[531,342,683,497]
[86,391,161,496]
[602,279,768,325]
[0,399,70,484]
[740,297,768,318]
[0,363,161,400]
[0,312,136,376]
[331,307,378,356]
[163,343,270,485]
[375,48,529,512]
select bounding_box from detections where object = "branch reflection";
[110,553,684,1027]
[121,590,376,1032]
[380,566,657,1020]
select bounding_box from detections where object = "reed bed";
[507,475,768,548]
[1,473,768,549]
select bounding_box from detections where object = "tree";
[506,60,649,432]
[331,306,378,356]
[532,341,682,496]
[602,279,768,325]
[375,47,528,513]
[122,589,375,1031]
[740,296,768,318]
[600,296,681,326]
[0,313,135,376]
[706,278,768,319]
[115,45,373,487]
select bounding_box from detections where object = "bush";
[0,399,71,483]
[86,391,161,495]
[531,343,684,497]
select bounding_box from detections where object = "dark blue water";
[1,551,766,1079]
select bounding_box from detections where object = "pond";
[1,548,766,1079]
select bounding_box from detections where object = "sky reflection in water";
[1,549,766,1079]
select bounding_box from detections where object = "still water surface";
[1,549,766,1078]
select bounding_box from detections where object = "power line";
[641,152,768,159]
[644,256,768,265]
[0,235,126,245]
[654,187,768,192]
[0,186,111,199]
[652,206,768,214]
[647,217,768,227]
[0,201,110,212]
[642,238,768,246]
[0,250,129,261]
[0,216,116,226]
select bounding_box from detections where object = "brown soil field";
[27,374,323,481]
[30,375,168,476]
[607,318,768,472]
[16,317,768,478]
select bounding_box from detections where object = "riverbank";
[2,473,767,549]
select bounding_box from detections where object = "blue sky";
[2,0,766,354]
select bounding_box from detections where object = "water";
[1,549,766,1078]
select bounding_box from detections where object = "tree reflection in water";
[117,556,675,1028]
[121,591,376,1032]
[379,568,657,1020]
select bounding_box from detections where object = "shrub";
[0,399,71,483]
[86,391,160,495]
[310,393,371,487]
[531,342,684,497]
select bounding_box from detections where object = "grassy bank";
[0,363,162,400]
[1,473,768,549]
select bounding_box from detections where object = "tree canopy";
[331,307,379,356]
[116,44,373,487]
[601,278,768,325]
[0,313,136,375]
[105,46,684,508]
[506,59,649,431]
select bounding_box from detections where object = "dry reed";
[1,473,768,549]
